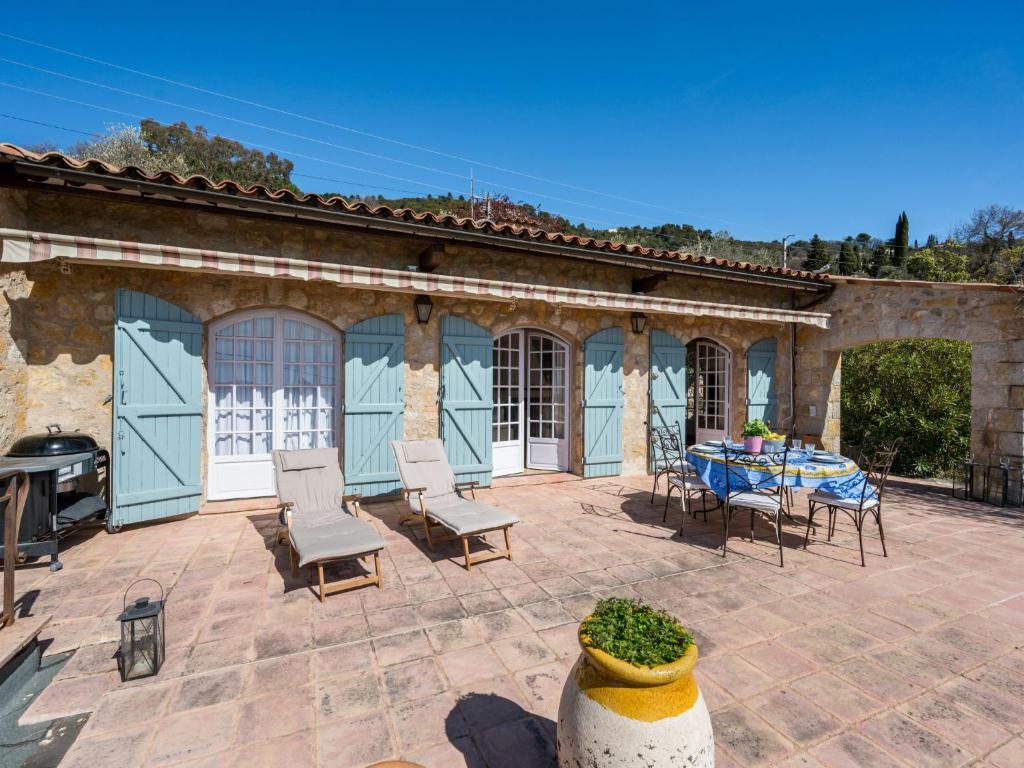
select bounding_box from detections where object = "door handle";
[119,370,127,405]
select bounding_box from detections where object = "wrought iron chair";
[802,439,902,567]
[722,447,790,566]
[649,424,694,503]
[659,428,716,531]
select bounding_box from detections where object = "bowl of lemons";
[762,432,786,452]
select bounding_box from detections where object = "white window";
[208,310,339,500]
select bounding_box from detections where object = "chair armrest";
[277,500,294,529]
[342,493,363,517]
[455,480,478,499]
[403,487,428,513]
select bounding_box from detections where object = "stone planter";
[557,628,714,767]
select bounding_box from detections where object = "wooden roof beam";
[632,273,668,294]
[418,244,445,273]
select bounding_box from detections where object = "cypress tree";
[802,234,829,271]
[893,211,910,267]
[839,238,857,275]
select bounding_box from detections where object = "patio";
[5,474,1024,768]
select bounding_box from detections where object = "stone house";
[0,145,1020,528]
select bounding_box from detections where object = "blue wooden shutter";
[344,314,405,497]
[583,327,624,478]
[649,328,687,441]
[112,289,202,528]
[440,315,493,486]
[746,337,778,426]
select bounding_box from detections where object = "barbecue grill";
[0,425,109,571]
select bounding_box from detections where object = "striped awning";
[0,229,830,328]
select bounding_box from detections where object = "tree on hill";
[892,211,910,267]
[838,238,858,275]
[802,234,829,270]
[68,121,298,192]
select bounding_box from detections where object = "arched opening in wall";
[207,309,340,500]
[840,339,971,478]
[492,329,570,477]
[686,338,731,445]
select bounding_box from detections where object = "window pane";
[215,410,232,432]
[214,386,233,408]
[215,435,233,455]
[254,318,274,338]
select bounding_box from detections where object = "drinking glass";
[805,443,817,453]
[791,438,802,450]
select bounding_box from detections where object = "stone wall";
[795,278,1024,457]
[0,257,790,497]
[0,186,799,496]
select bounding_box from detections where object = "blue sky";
[1,1,1021,241]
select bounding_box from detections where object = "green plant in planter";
[741,419,771,438]
[580,598,693,667]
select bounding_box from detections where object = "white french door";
[492,330,570,476]
[694,340,730,444]
[207,310,339,500]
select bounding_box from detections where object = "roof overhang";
[0,228,832,329]
[0,157,832,294]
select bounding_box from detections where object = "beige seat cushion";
[668,475,710,491]
[728,491,783,513]
[289,515,384,568]
[808,491,878,510]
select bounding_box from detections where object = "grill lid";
[8,425,99,457]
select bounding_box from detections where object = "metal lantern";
[630,312,647,335]
[117,579,165,681]
[414,294,434,324]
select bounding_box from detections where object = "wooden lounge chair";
[390,439,518,571]
[272,448,385,601]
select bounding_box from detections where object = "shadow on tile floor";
[448,693,557,768]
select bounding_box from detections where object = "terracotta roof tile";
[0,143,828,283]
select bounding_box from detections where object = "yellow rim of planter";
[576,621,701,721]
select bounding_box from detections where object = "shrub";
[841,339,971,477]
[580,598,692,668]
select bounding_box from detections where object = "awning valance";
[0,229,830,328]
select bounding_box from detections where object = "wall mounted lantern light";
[414,294,434,324]
[630,312,648,335]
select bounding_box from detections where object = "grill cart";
[0,426,110,571]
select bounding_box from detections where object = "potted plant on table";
[557,598,714,768]
[742,418,771,452]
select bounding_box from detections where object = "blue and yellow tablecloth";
[686,445,871,500]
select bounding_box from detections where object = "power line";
[0,81,459,196]
[1,112,97,137]
[0,31,777,234]
[0,58,645,228]
[291,172,449,198]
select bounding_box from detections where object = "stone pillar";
[404,305,441,441]
[0,270,29,453]
[971,340,1024,459]
[793,347,841,452]
[623,323,648,475]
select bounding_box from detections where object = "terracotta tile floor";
[4,475,1024,767]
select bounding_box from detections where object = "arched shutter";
[746,337,778,426]
[440,315,493,486]
[344,314,405,497]
[583,327,624,478]
[649,329,687,437]
[112,289,202,527]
